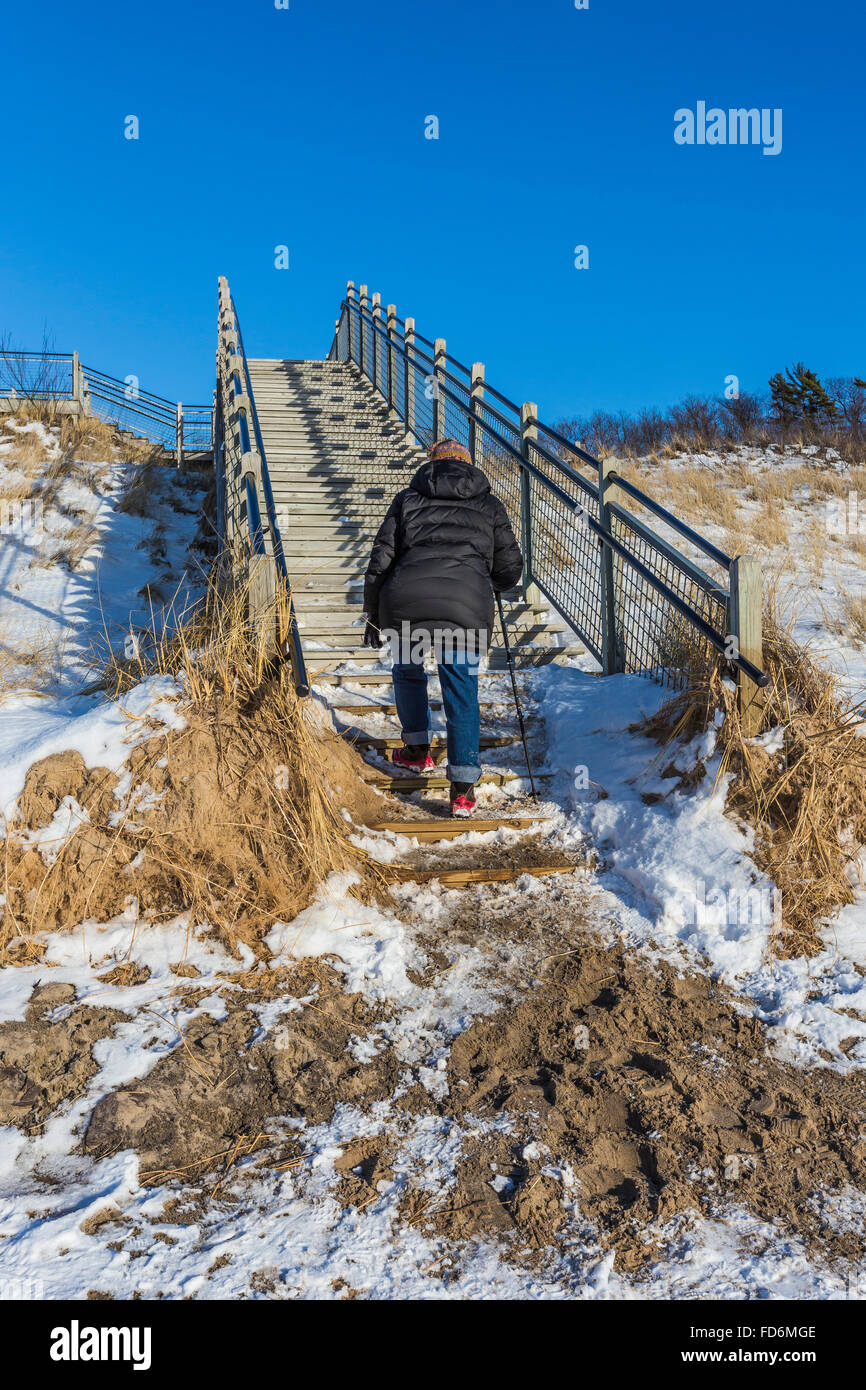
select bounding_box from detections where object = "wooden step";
[365,769,546,792]
[313,669,527,687]
[329,699,505,714]
[293,603,550,623]
[383,864,574,885]
[370,816,547,841]
[304,648,572,672]
[282,545,375,557]
[284,522,372,535]
[315,672,398,686]
[272,500,383,511]
[351,734,517,754]
[303,650,389,666]
[293,586,530,603]
[298,624,563,646]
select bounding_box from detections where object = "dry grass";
[617,462,744,535]
[116,458,168,518]
[0,626,66,700]
[0,418,53,479]
[638,611,866,958]
[1,412,172,577]
[54,523,102,571]
[2,407,167,468]
[1,574,379,963]
[833,586,866,644]
[98,571,280,703]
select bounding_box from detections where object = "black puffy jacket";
[363,458,523,637]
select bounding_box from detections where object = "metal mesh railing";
[83,367,213,455]
[83,367,177,448]
[331,285,768,693]
[0,348,212,455]
[607,505,728,685]
[181,406,214,454]
[0,351,75,399]
[526,438,604,663]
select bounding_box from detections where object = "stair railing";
[0,347,213,462]
[330,281,768,726]
[215,276,309,697]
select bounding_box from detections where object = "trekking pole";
[495,591,538,799]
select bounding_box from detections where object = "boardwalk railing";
[0,348,213,463]
[214,276,309,696]
[330,282,768,726]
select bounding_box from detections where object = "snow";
[17,794,89,864]
[266,871,510,1084]
[1,431,865,1299]
[1,1082,862,1300]
[0,431,204,819]
[266,871,423,1005]
[534,660,866,1070]
[0,674,187,821]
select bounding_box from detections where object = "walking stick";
[495,591,538,799]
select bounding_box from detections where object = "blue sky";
[2,0,863,421]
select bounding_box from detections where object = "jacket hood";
[410,458,491,501]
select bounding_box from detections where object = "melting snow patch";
[535,662,866,1069]
[18,795,89,864]
[266,871,422,1006]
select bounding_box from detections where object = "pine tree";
[769,363,838,423]
[769,369,800,423]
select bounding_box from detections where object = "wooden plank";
[314,670,527,687]
[351,734,515,752]
[365,770,548,791]
[383,864,575,885]
[328,700,504,714]
[730,554,764,736]
[370,816,547,839]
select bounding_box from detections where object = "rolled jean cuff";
[401,728,431,745]
[447,762,482,783]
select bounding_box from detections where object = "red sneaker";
[391,745,436,775]
[450,788,477,818]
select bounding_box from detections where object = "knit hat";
[429,438,473,466]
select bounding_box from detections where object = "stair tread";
[350,734,516,751]
[370,817,547,836]
[383,865,573,885]
[366,768,546,790]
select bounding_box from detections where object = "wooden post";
[71,351,82,413]
[730,555,763,734]
[469,362,485,465]
[433,337,447,441]
[520,402,542,609]
[176,402,184,471]
[386,304,397,416]
[248,551,277,656]
[358,284,368,377]
[346,280,356,362]
[371,291,381,392]
[404,316,417,440]
[599,455,625,674]
[223,433,236,551]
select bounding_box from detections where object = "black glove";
[363,620,383,648]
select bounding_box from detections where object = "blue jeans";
[393,657,481,783]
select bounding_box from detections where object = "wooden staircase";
[247,356,579,885]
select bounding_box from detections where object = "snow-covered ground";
[0,418,205,815]
[0,435,864,1300]
[623,442,866,692]
[536,662,866,1066]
